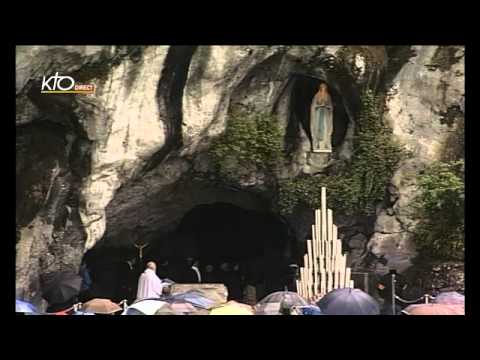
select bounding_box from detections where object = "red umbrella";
[434,292,464,305]
[81,299,122,314]
[402,304,464,315]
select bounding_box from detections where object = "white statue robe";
[310,92,333,152]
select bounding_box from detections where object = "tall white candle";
[328,210,334,272]
[339,255,345,288]
[327,271,333,293]
[345,267,351,288]
[316,210,321,256]
[321,188,327,246]
[307,240,313,277]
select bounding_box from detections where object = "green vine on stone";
[411,160,464,261]
[209,108,284,183]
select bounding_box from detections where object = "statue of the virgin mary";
[310,83,333,152]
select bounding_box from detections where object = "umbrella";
[316,288,380,315]
[170,302,197,314]
[170,284,228,305]
[210,301,254,315]
[126,299,169,315]
[16,299,37,313]
[188,308,210,315]
[402,304,464,315]
[167,291,217,309]
[191,288,227,305]
[295,305,323,315]
[81,298,122,314]
[434,292,465,305]
[255,291,308,315]
[41,271,82,305]
[153,300,198,315]
[73,311,95,315]
[153,303,185,315]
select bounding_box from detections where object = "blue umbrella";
[73,311,95,315]
[297,305,324,315]
[165,291,216,309]
[16,299,38,313]
[317,288,380,315]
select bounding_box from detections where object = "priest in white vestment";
[136,261,164,301]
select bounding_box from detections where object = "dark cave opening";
[82,202,299,304]
[285,75,350,155]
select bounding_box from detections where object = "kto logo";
[41,72,95,94]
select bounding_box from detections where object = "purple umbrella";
[16,299,37,313]
[317,288,380,315]
[162,291,217,309]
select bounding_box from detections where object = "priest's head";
[146,261,157,271]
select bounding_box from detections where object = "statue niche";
[310,83,333,153]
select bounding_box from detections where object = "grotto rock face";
[16,45,463,302]
[367,45,465,274]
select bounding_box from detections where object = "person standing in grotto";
[191,259,202,283]
[220,262,241,300]
[229,263,242,300]
[180,257,201,283]
[78,259,93,302]
[242,260,259,305]
[136,261,165,301]
[377,270,408,315]
[157,259,170,280]
[219,262,230,285]
[203,264,216,283]
[264,255,284,294]
[286,263,299,292]
[116,257,138,303]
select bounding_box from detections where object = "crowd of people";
[27,254,463,315]
[78,255,300,307]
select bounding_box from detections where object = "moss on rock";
[208,107,284,185]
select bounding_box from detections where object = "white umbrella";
[125,299,169,315]
[255,291,308,315]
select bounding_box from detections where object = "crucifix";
[134,241,149,260]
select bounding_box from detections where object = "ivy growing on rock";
[278,90,407,216]
[412,160,464,261]
[209,108,283,182]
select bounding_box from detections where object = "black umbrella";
[41,271,82,305]
[316,288,380,315]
